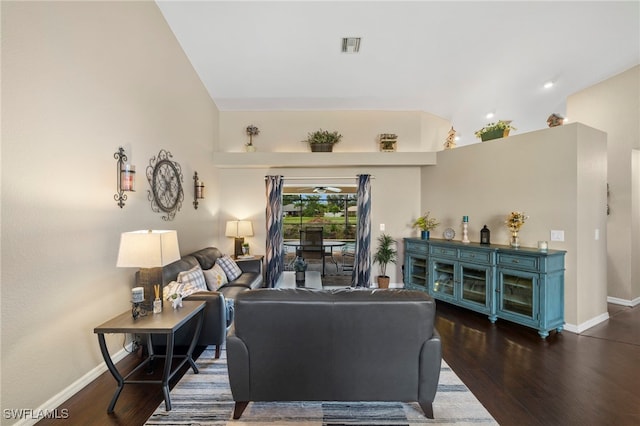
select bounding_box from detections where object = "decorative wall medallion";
[146,149,183,221]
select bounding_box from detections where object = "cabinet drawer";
[459,249,492,264]
[406,240,428,255]
[498,253,540,271]
[430,245,458,258]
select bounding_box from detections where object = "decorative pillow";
[216,255,243,281]
[203,263,228,291]
[177,265,208,298]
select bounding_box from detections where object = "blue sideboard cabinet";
[404,238,566,338]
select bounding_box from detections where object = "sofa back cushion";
[233,288,436,400]
[162,255,199,285]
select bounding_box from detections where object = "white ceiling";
[157,1,640,146]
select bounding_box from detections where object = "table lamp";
[225,220,253,258]
[116,230,181,313]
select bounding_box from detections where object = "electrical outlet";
[550,230,565,242]
[595,229,600,241]
[380,223,385,231]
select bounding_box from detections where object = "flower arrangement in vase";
[245,125,259,151]
[413,211,439,239]
[506,211,529,247]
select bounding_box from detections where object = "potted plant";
[474,120,516,142]
[413,211,439,239]
[245,125,259,152]
[373,233,397,289]
[293,256,307,286]
[302,129,342,152]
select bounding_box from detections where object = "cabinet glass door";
[432,260,455,299]
[407,255,428,289]
[460,264,489,308]
[499,272,535,318]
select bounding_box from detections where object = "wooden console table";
[94,300,205,413]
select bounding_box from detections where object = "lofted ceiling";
[157,1,640,146]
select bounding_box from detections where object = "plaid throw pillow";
[216,255,242,281]
[177,265,208,297]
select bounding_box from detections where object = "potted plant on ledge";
[475,120,516,142]
[413,211,439,240]
[302,129,342,152]
[373,233,397,289]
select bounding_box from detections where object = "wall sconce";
[114,147,135,208]
[193,171,205,209]
[225,220,253,258]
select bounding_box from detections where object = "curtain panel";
[265,175,284,287]
[352,174,371,287]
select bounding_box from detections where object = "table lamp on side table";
[225,220,253,258]
[116,230,181,315]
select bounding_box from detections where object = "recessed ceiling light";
[342,37,361,53]
[544,81,554,89]
[486,112,495,119]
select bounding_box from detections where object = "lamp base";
[234,237,244,258]
[135,267,163,312]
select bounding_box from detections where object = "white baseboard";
[563,311,610,334]
[607,295,640,307]
[12,343,133,426]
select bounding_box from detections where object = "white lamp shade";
[225,220,253,238]
[116,230,181,268]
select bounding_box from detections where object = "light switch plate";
[380,223,385,231]
[550,230,565,242]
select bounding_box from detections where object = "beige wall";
[419,123,608,329]
[218,110,451,153]
[567,65,640,305]
[1,1,219,421]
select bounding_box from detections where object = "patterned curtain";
[265,175,284,287]
[352,174,371,287]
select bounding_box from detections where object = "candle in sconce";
[132,287,144,303]
[196,182,204,199]
[120,164,135,191]
[463,216,469,223]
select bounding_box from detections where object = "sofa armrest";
[237,258,262,274]
[418,329,442,415]
[183,291,227,345]
[227,334,250,401]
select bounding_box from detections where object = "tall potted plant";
[302,129,342,152]
[373,233,397,289]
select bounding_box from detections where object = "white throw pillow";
[203,263,228,291]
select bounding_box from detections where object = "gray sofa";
[227,288,442,419]
[157,247,263,357]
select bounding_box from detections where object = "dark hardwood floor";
[37,302,640,426]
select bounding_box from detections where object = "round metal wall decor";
[146,149,184,221]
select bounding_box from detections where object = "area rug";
[146,347,496,425]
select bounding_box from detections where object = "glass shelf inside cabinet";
[408,257,428,288]
[501,273,533,317]
[433,262,454,297]
[461,266,487,305]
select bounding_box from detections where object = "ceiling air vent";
[341,37,361,53]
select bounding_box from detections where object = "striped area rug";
[146,347,497,425]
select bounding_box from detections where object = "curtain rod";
[265,176,375,180]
